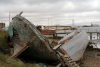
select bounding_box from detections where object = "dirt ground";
[80,47,100,67]
[81,56,100,67]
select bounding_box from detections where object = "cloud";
[0,0,100,26]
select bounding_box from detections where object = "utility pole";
[48,17,49,29]
[9,11,11,23]
[48,17,50,26]
[72,19,75,26]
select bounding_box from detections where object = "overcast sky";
[0,0,100,26]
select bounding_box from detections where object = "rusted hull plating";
[61,31,89,61]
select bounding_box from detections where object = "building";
[0,23,5,29]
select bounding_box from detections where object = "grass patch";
[0,53,40,67]
[0,30,9,49]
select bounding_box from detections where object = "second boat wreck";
[8,12,89,67]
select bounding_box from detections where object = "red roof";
[40,30,56,34]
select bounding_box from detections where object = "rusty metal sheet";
[61,31,89,61]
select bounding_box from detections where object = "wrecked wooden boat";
[8,12,58,62]
[8,12,89,66]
